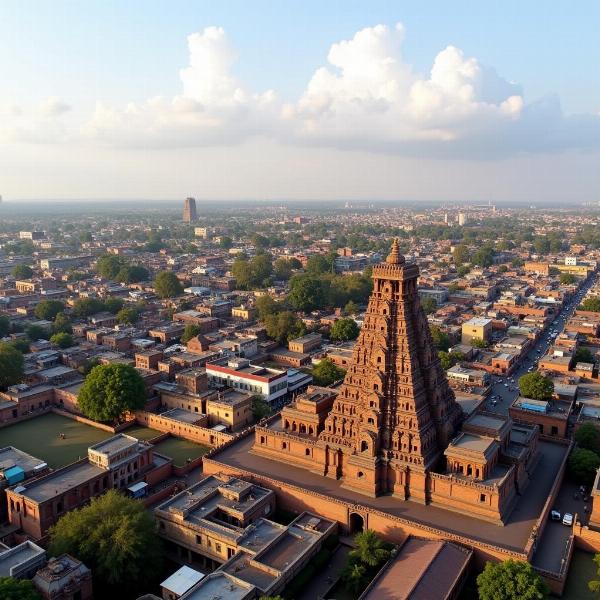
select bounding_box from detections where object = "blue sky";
[2,0,598,110]
[1,1,599,201]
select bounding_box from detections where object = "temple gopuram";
[252,240,540,523]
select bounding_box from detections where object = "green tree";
[438,350,465,370]
[288,275,325,312]
[344,300,359,315]
[250,254,274,287]
[48,490,162,595]
[103,297,125,314]
[273,257,295,280]
[0,577,41,600]
[78,363,147,422]
[0,314,9,338]
[429,325,450,351]
[569,448,600,485]
[457,265,471,277]
[96,254,125,279]
[255,295,282,321]
[0,343,24,388]
[25,324,49,341]
[34,299,65,320]
[11,264,33,279]
[560,273,577,285]
[574,422,600,454]
[219,236,233,249]
[581,298,600,313]
[588,553,600,594]
[116,307,139,325]
[50,332,74,348]
[306,253,334,275]
[52,312,73,334]
[154,271,183,298]
[72,297,105,317]
[472,246,495,267]
[330,318,360,341]
[252,396,272,421]
[264,311,306,344]
[181,324,201,343]
[470,337,488,348]
[312,359,345,386]
[518,372,554,400]
[420,296,438,314]
[452,244,470,266]
[341,562,367,596]
[477,560,548,600]
[232,255,253,289]
[574,347,595,364]
[349,529,390,568]
[115,265,149,283]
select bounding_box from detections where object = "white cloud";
[82,26,278,147]
[2,22,600,159]
[39,96,71,117]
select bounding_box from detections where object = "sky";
[1,0,599,203]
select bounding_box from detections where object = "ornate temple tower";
[317,239,462,500]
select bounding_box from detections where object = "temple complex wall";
[203,455,527,567]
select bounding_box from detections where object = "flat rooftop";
[162,408,205,424]
[17,460,104,503]
[208,432,567,553]
[183,572,254,600]
[0,446,46,474]
[0,541,45,577]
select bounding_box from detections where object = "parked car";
[562,513,574,526]
[551,510,561,521]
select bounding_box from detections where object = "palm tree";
[342,562,367,595]
[349,529,390,568]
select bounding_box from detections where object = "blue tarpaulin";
[4,466,25,485]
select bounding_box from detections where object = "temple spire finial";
[386,238,404,265]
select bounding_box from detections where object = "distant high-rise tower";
[183,197,197,222]
[458,212,467,226]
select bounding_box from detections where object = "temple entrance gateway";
[349,512,364,533]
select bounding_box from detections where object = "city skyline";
[1,1,599,202]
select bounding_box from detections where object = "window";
[215,543,222,553]
[196,535,202,545]
[480,493,486,502]
[305,448,310,456]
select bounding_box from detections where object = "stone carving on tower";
[317,239,462,498]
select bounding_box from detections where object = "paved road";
[483,273,598,417]
[481,273,597,573]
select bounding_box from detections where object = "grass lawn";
[153,436,210,466]
[563,550,597,600]
[0,413,112,468]
[124,424,162,441]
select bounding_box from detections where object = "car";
[551,510,561,521]
[562,513,574,526]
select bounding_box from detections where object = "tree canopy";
[330,318,360,341]
[116,306,139,325]
[52,312,72,334]
[0,314,9,338]
[477,560,548,600]
[0,343,24,389]
[312,359,345,386]
[96,254,125,279]
[72,297,105,317]
[568,448,600,485]
[429,325,450,351]
[78,363,147,422]
[264,311,306,345]
[581,298,600,313]
[232,254,274,289]
[420,296,438,314]
[574,347,595,364]
[48,490,162,596]
[574,423,600,454]
[181,324,201,343]
[518,372,554,400]
[12,264,34,279]
[34,299,65,320]
[0,577,41,600]
[50,332,74,349]
[154,270,183,298]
